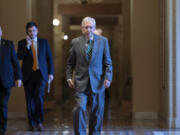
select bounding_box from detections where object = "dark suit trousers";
[0,80,10,131]
[73,82,105,135]
[23,70,46,126]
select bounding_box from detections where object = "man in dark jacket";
[17,22,54,131]
[0,26,22,135]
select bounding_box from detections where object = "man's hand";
[48,74,54,83]
[26,36,32,49]
[47,74,54,93]
[104,80,111,88]
[15,80,22,87]
[67,79,74,88]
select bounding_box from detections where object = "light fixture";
[53,18,60,26]
[63,35,68,40]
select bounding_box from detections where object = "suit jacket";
[0,39,22,88]
[66,34,113,93]
[17,38,54,82]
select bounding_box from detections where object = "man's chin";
[86,34,92,39]
[31,36,36,39]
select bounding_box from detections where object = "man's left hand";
[48,74,54,83]
[104,80,111,88]
[15,80,22,87]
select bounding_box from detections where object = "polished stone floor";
[5,97,180,135]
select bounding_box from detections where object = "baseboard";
[166,117,180,128]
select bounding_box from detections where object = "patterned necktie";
[86,40,92,60]
[31,40,38,71]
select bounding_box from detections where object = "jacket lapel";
[37,38,41,60]
[78,34,100,63]
[0,39,7,51]
[0,39,2,49]
[0,39,3,60]
[90,34,99,63]
[0,39,2,48]
[0,39,8,61]
[78,36,88,62]
[1,39,6,47]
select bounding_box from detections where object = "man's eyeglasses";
[82,26,94,29]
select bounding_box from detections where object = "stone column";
[162,0,180,128]
[121,0,132,102]
[175,0,180,128]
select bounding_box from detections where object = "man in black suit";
[0,26,22,135]
[17,22,54,131]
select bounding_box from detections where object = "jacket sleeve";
[10,41,22,80]
[17,40,31,60]
[66,42,76,80]
[103,38,113,82]
[45,40,54,75]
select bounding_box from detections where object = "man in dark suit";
[0,26,22,135]
[17,22,54,131]
[66,17,113,135]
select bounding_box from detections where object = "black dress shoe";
[37,123,44,131]
[0,132,5,135]
[0,129,5,135]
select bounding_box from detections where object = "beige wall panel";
[131,0,160,117]
[0,0,32,112]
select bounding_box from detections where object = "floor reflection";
[5,98,180,135]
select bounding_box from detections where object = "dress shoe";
[0,132,5,135]
[37,123,44,131]
[28,125,36,131]
[0,129,5,135]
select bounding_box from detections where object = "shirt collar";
[32,37,38,42]
[85,35,94,43]
[89,35,93,41]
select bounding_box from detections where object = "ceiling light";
[53,18,60,26]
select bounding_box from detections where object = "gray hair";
[81,16,96,28]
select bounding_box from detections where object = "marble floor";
[5,98,180,135]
